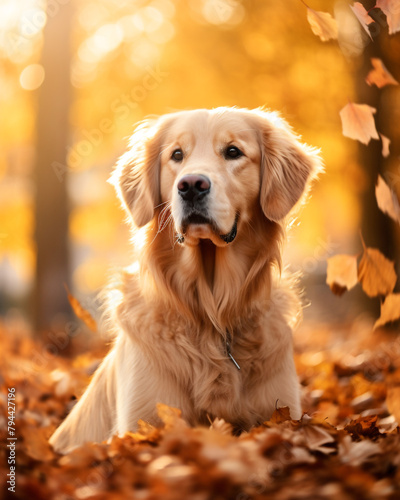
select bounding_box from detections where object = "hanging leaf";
[358,246,397,297]
[375,175,400,224]
[379,133,391,158]
[376,0,400,34]
[65,285,97,332]
[374,293,400,329]
[350,2,374,39]
[366,58,399,88]
[303,2,338,42]
[339,102,379,145]
[326,254,358,296]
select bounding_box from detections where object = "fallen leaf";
[339,435,382,466]
[21,426,56,462]
[376,0,400,34]
[375,175,400,224]
[380,133,391,158]
[366,58,399,88]
[345,415,382,441]
[65,285,97,332]
[386,386,400,422]
[302,425,336,453]
[358,246,397,297]
[326,254,358,296]
[269,405,292,424]
[374,293,400,329]
[304,3,338,42]
[340,102,379,145]
[350,2,374,39]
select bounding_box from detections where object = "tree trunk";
[33,4,73,333]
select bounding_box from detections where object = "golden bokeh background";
[0,0,399,328]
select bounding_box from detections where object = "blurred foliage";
[0,0,384,303]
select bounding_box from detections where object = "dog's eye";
[171,149,183,162]
[225,146,243,159]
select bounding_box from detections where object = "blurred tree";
[33,3,74,333]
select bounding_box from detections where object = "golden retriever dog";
[50,107,321,453]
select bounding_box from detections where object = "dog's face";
[112,107,321,246]
[159,110,262,247]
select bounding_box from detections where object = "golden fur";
[50,107,321,453]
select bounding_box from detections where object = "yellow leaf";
[358,247,397,297]
[65,285,97,332]
[326,254,358,296]
[375,175,400,224]
[306,7,338,42]
[339,102,379,145]
[374,293,400,329]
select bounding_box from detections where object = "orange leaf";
[380,133,391,158]
[269,405,292,424]
[326,254,358,296]
[374,293,400,329]
[375,175,400,224]
[358,246,397,297]
[65,285,97,332]
[350,2,374,39]
[340,102,379,145]
[305,5,338,42]
[366,58,399,88]
[21,426,56,462]
[376,0,400,34]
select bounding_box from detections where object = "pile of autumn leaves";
[1,321,400,500]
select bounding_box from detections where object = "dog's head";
[111,107,322,246]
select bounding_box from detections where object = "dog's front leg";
[49,349,117,454]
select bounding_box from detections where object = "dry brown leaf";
[386,386,400,422]
[305,5,338,42]
[65,285,97,332]
[376,0,400,34]
[374,293,400,329]
[366,58,399,88]
[340,102,379,145]
[350,2,374,39]
[156,403,186,429]
[301,425,336,453]
[358,246,397,297]
[269,405,292,424]
[375,175,400,223]
[21,426,56,462]
[380,133,391,158]
[326,254,358,296]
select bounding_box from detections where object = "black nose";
[177,174,211,202]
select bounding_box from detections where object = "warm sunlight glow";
[19,63,45,90]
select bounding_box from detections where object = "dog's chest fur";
[115,272,293,429]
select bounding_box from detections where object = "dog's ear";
[256,111,322,222]
[110,118,163,227]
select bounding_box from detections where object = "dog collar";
[226,331,240,370]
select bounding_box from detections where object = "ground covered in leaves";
[1,317,400,499]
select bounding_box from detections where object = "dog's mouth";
[177,212,238,245]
